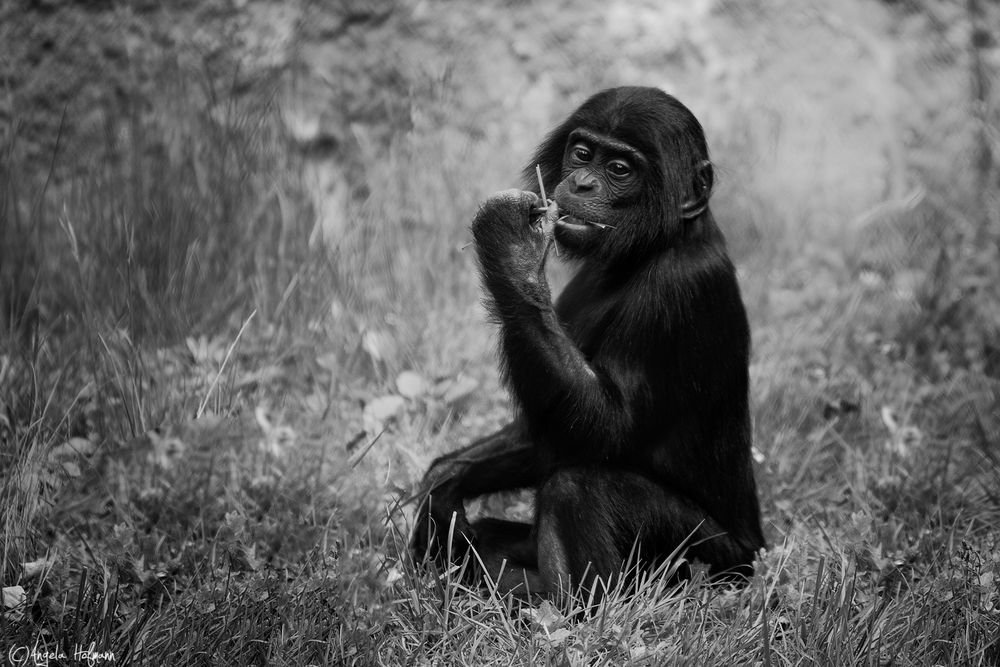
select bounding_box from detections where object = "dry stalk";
[534,164,560,255]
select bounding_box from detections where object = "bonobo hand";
[471,189,554,293]
[416,450,468,496]
[410,477,474,567]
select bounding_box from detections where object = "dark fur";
[412,87,764,598]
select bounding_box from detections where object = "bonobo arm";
[410,421,539,562]
[471,190,639,459]
[415,421,539,499]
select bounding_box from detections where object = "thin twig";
[197,309,256,418]
[535,164,560,256]
[350,428,386,468]
[536,164,548,204]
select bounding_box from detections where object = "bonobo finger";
[487,188,541,210]
[477,189,541,228]
[419,457,465,495]
[410,487,473,566]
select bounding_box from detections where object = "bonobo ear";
[680,160,714,220]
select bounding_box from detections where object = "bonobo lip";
[555,214,614,232]
[555,215,593,231]
[556,213,605,230]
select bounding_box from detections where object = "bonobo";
[411,86,764,599]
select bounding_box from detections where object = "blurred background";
[2,0,999,663]
[3,0,998,371]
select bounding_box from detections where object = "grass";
[2,41,1000,667]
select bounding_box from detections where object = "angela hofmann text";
[7,643,115,666]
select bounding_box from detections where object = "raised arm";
[471,190,640,458]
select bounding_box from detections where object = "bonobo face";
[552,128,646,253]
[527,87,715,262]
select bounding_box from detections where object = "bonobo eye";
[569,143,592,163]
[607,160,632,179]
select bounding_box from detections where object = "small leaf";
[226,543,258,572]
[438,376,479,405]
[316,353,339,373]
[110,554,144,584]
[363,395,406,434]
[2,586,26,620]
[522,599,565,633]
[366,395,406,421]
[536,599,563,628]
[49,437,96,460]
[236,365,284,390]
[148,432,187,469]
[362,329,396,363]
[537,627,572,646]
[880,406,898,432]
[396,371,427,399]
[2,586,25,609]
[22,556,55,580]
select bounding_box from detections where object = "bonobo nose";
[570,170,600,195]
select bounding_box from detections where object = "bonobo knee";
[538,468,590,508]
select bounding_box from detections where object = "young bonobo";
[411,86,765,600]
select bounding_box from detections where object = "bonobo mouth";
[551,211,612,252]
[555,214,615,231]
[555,215,594,231]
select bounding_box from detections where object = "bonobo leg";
[536,468,757,603]
[469,517,546,595]
[410,421,545,584]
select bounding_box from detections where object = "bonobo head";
[524,86,715,262]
